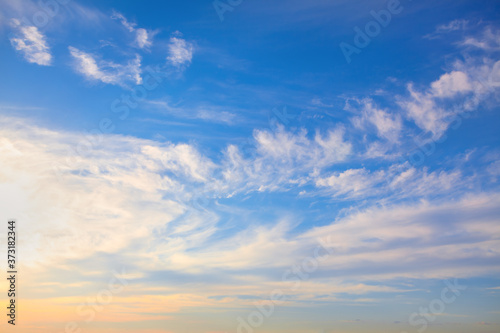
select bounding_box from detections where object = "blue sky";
[0,0,500,332]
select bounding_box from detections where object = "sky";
[0,0,500,332]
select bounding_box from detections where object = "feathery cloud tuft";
[68,46,142,86]
[167,36,194,67]
[9,19,52,66]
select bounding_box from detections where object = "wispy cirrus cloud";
[145,99,238,124]
[424,19,469,39]
[436,19,469,33]
[9,19,52,66]
[461,27,500,51]
[1,115,498,286]
[68,46,142,86]
[111,10,154,49]
[216,125,352,195]
[397,61,498,138]
[315,165,463,201]
[348,98,402,143]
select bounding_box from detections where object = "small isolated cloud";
[136,28,152,49]
[437,20,468,34]
[68,46,142,86]
[111,11,153,49]
[9,19,52,66]
[311,97,334,108]
[167,35,194,67]
[424,20,468,39]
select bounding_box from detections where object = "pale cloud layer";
[0,115,498,333]
[0,116,497,282]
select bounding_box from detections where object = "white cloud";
[131,187,500,282]
[387,167,462,198]
[167,36,194,67]
[461,27,500,51]
[398,65,495,138]
[315,168,385,197]
[111,11,153,49]
[398,83,450,138]
[487,160,500,180]
[350,98,402,142]
[145,99,238,124]
[9,19,52,66]
[0,116,217,270]
[111,10,136,32]
[489,60,500,88]
[430,71,473,98]
[397,28,500,138]
[68,46,142,86]
[0,115,499,313]
[315,164,463,200]
[213,126,353,196]
[311,97,334,108]
[197,108,237,124]
[254,126,351,168]
[136,28,152,48]
[301,193,500,280]
[398,70,473,136]
[437,19,468,33]
[141,144,216,182]
[427,19,469,38]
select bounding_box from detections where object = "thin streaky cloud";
[111,10,154,49]
[68,46,142,86]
